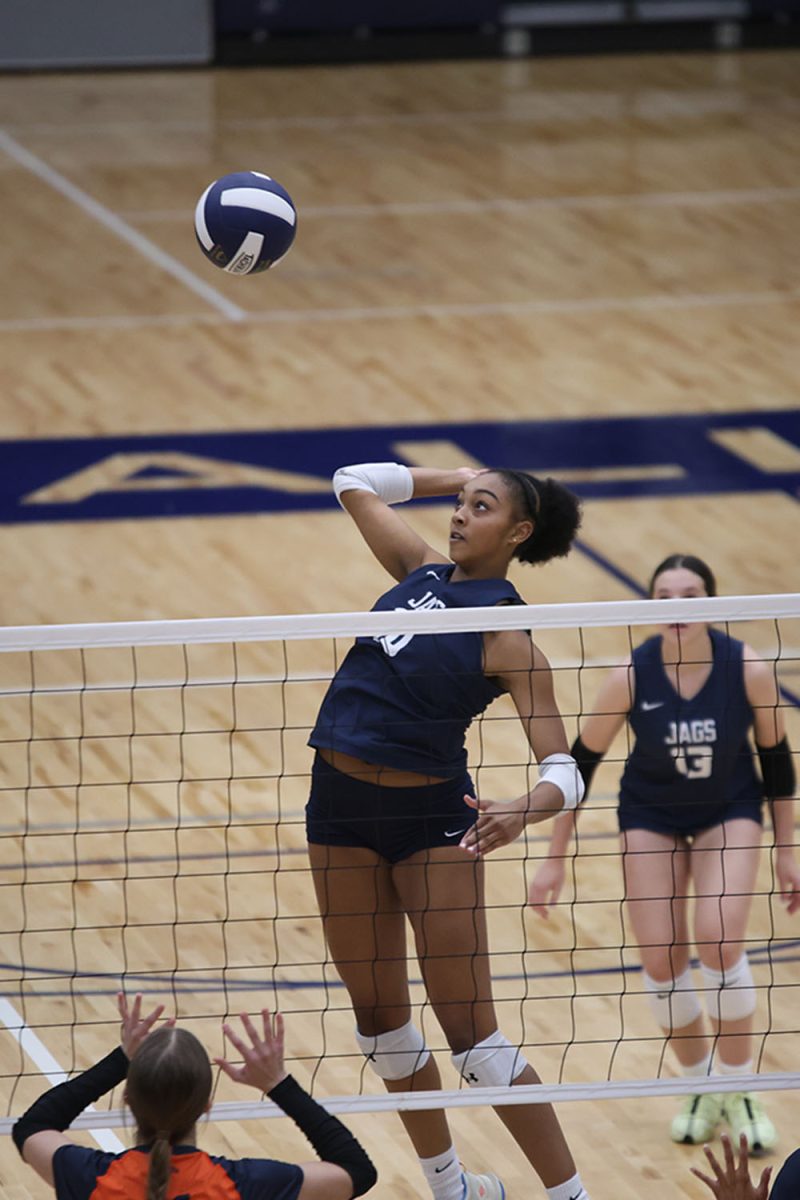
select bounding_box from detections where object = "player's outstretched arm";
[461,632,575,854]
[217,1012,376,1200]
[334,462,477,581]
[528,661,633,911]
[13,993,168,1186]
[744,649,800,915]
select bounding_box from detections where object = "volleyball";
[194,171,297,275]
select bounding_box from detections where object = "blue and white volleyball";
[194,171,297,275]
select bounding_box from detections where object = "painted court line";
[4,91,800,136]
[126,184,800,224]
[0,129,245,323]
[0,285,799,335]
[0,997,124,1152]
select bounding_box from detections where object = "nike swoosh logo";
[435,1161,456,1174]
[426,570,441,578]
[641,700,664,711]
[445,828,468,838]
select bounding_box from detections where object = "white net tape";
[0,593,797,1128]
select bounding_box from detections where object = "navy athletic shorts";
[618,797,763,839]
[305,752,478,863]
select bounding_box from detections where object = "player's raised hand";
[528,858,565,918]
[216,1011,287,1094]
[459,794,526,856]
[690,1133,772,1200]
[118,992,174,1060]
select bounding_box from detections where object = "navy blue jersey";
[619,628,763,831]
[52,1142,303,1200]
[309,563,523,776]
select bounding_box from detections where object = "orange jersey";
[53,1143,304,1200]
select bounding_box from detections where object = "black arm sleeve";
[268,1075,377,1198]
[12,1046,128,1156]
[570,735,605,802]
[757,736,796,800]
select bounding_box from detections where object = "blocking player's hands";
[118,992,174,1060]
[528,858,566,918]
[691,1133,772,1200]
[459,794,527,856]
[216,1011,288,1094]
[775,851,800,915]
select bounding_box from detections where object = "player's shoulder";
[739,642,775,685]
[53,1144,143,1197]
[208,1151,304,1198]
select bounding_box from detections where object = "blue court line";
[1,939,798,999]
[4,817,800,877]
[575,539,647,597]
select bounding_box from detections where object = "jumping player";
[306,462,590,1200]
[523,554,800,1151]
[14,992,377,1200]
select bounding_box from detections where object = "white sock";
[546,1172,589,1200]
[717,1058,753,1076]
[681,1051,713,1079]
[420,1147,464,1200]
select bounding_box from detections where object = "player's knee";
[700,954,757,1022]
[642,966,703,1031]
[355,1020,430,1081]
[451,1030,528,1088]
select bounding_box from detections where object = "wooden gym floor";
[0,47,798,1199]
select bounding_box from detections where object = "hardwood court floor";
[0,48,798,1200]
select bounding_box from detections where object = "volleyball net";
[0,593,798,1131]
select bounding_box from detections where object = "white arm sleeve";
[333,462,414,509]
[538,753,585,812]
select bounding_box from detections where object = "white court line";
[0,284,798,336]
[0,129,245,323]
[125,184,800,224]
[4,90,800,136]
[0,997,125,1152]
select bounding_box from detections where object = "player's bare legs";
[689,819,775,1150]
[622,828,710,1069]
[308,843,456,1160]
[394,847,582,1190]
[691,818,761,1065]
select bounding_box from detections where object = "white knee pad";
[700,955,757,1023]
[452,1030,528,1088]
[355,1020,430,1081]
[643,966,703,1031]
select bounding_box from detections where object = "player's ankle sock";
[717,1058,753,1076]
[681,1051,713,1078]
[546,1171,589,1200]
[420,1147,464,1200]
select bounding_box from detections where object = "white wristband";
[538,753,585,812]
[333,462,414,508]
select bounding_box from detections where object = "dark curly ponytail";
[491,469,582,565]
